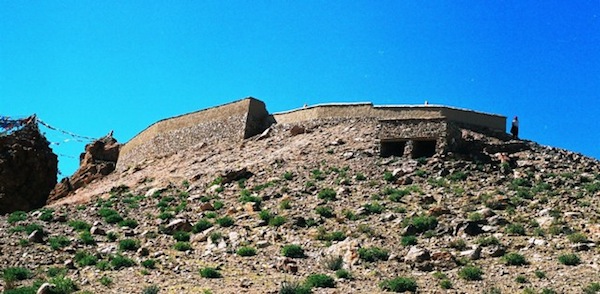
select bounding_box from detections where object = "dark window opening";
[412,140,436,158]
[380,140,406,157]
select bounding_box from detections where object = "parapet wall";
[117,98,269,170]
[274,103,505,131]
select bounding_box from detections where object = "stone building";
[117,98,506,170]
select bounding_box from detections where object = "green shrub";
[3,267,32,282]
[68,220,91,232]
[505,223,526,235]
[404,215,438,234]
[104,213,124,224]
[38,209,54,222]
[335,269,351,279]
[448,171,468,181]
[440,279,452,289]
[142,285,160,294]
[317,188,337,201]
[213,201,224,210]
[216,216,235,227]
[476,236,501,246]
[315,206,334,218]
[259,209,273,222]
[567,232,588,243]
[383,171,395,182]
[311,169,325,181]
[8,211,27,224]
[583,282,600,294]
[467,212,483,222]
[74,251,98,266]
[279,281,312,294]
[79,231,96,245]
[269,216,286,227]
[192,219,213,233]
[173,231,190,242]
[47,267,67,278]
[209,232,222,243]
[173,241,191,251]
[199,267,222,278]
[118,218,138,229]
[110,254,135,270]
[280,199,292,209]
[118,239,140,251]
[385,187,410,202]
[13,223,45,235]
[106,232,118,242]
[236,246,257,257]
[401,235,418,246]
[355,173,366,181]
[534,270,546,279]
[459,265,483,281]
[96,261,110,271]
[99,276,112,286]
[363,202,384,214]
[281,244,305,258]
[283,171,294,180]
[48,275,77,294]
[502,252,528,266]
[157,211,175,220]
[239,189,262,204]
[315,227,346,242]
[358,247,389,262]
[141,259,157,269]
[515,275,528,283]
[558,253,580,266]
[322,255,343,270]
[379,277,418,292]
[49,235,71,250]
[304,274,335,288]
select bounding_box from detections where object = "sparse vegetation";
[49,235,71,250]
[173,241,192,251]
[379,277,417,292]
[118,239,140,251]
[317,188,336,201]
[558,253,580,266]
[282,244,305,258]
[199,267,222,278]
[459,265,483,281]
[237,246,257,257]
[216,216,235,227]
[315,206,334,218]
[7,211,27,224]
[304,274,335,288]
[358,246,389,262]
[503,252,528,266]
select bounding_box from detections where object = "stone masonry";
[117,98,506,170]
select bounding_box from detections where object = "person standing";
[510,116,519,139]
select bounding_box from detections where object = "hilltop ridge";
[0,116,598,293]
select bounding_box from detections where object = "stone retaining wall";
[117,98,269,171]
[117,98,506,170]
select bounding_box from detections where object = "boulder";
[0,122,57,214]
[48,134,120,203]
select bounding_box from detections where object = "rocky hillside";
[0,118,599,294]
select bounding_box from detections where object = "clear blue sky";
[1,1,599,177]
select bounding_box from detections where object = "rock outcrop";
[0,123,57,214]
[48,134,120,203]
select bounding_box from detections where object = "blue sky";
[1,1,599,177]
